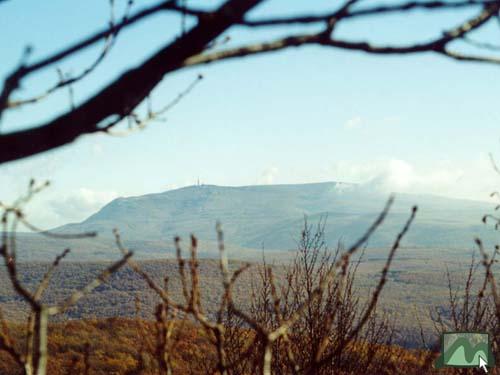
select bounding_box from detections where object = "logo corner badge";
[435,332,494,372]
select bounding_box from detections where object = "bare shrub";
[111,196,418,374]
[0,181,131,375]
[230,216,410,374]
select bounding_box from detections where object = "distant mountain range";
[14,182,498,261]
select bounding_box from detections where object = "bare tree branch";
[0,0,204,116]
[0,1,499,164]
[0,0,500,163]
[241,0,497,27]
[46,252,132,316]
[185,2,500,68]
[6,0,133,110]
[0,0,263,164]
[104,73,203,136]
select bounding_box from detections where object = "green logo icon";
[435,332,494,372]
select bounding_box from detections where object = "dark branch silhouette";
[1,0,500,164]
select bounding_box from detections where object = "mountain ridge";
[51,182,496,252]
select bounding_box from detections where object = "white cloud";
[49,188,118,223]
[365,159,464,194]
[329,156,499,202]
[259,167,279,185]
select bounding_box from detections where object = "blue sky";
[1,0,500,228]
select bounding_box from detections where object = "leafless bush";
[229,215,412,375]
[110,196,418,374]
[0,181,132,375]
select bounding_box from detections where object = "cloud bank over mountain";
[328,155,496,202]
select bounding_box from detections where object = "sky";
[1,0,500,228]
